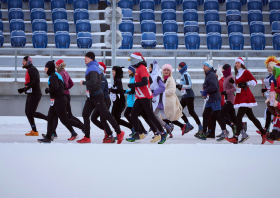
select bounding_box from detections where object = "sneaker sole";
[68,136,79,141]
[217,138,226,142]
[184,127,194,135]
[37,140,51,143]
[239,136,250,144]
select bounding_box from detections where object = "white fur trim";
[99,65,104,71]
[235,58,244,65]
[234,102,258,108]
[130,53,143,59]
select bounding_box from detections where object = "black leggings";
[265,109,272,130]
[124,107,146,132]
[163,119,184,129]
[139,109,156,132]
[203,107,220,134]
[181,97,201,125]
[131,98,164,133]
[112,100,132,129]
[218,101,237,131]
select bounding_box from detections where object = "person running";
[77,52,125,144]
[126,52,167,144]
[226,57,266,144]
[18,56,47,136]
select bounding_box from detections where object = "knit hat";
[162,64,173,73]
[98,62,106,73]
[235,57,244,65]
[85,51,95,61]
[129,52,145,66]
[23,56,33,67]
[128,65,136,73]
[204,60,213,68]
[45,60,55,76]
[178,62,186,68]
[223,63,231,71]
[56,59,64,67]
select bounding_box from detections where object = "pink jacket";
[223,75,236,104]
[59,70,74,95]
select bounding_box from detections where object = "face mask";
[130,58,141,66]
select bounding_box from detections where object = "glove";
[238,82,248,89]
[110,88,118,94]
[229,78,234,84]
[261,88,267,93]
[23,87,29,92]
[151,90,154,93]
[127,88,135,95]
[221,91,227,96]
[45,88,49,94]
[176,84,182,90]
[200,90,207,97]
[18,88,24,94]
[128,83,136,88]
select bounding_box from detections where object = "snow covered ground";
[0,116,280,198]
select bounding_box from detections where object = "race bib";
[26,88,32,93]
[110,93,116,101]
[236,88,241,94]
[181,89,186,95]
[50,99,55,106]
[86,91,90,98]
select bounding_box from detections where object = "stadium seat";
[74,9,89,24]
[32,19,47,32]
[226,10,241,25]
[226,0,241,11]
[207,32,222,50]
[10,19,25,33]
[32,31,48,48]
[183,9,198,23]
[272,21,280,35]
[120,32,133,49]
[0,20,3,32]
[163,20,178,34]
[273,33,280,50]
[73,0,89,10]
[51,0,66,11]
[76,19,91,34]
[175,0,183,5]
[269,0,280,11]
[262,0,268,5]
[228,21,243,35]
[11,30,26,47]
[161,0,177,11]
[45,0,52,2]
[141,32,157,48]
[140,9,155,23]
[54,19,69,33]
[66,0,74,3]
[2,0,7,2]
[270,10,280,25]
[229,32,244,50]
[204,0,219,11]
[133,0,140,5]
[204,10,219,25]
[55,31,70,48]
[163,32,178,49]
[250,33,266,50]
[154,0,161,5]
[118,0,133,10]
[0,31,4,47]
[122,9,133,21]
[141,20,156,33]
[197,0,204,5]
[140,0,155,11]
[31,8,46,23]
[119,20,134,35]
[184,21,199,35]
[77,32,92,48]
[182,0,198,11]
[218,0,225,3]
[0,11,2,20]
[249,21,265,35]
[9,8,24,22]
[52,8,67,23]
[248,10,263,25]
[240,0,247,5]
[206,21,221,34]
[185,32,200,49]
[248,0,263,12]
[29,0,45,11]
[8,0,23,10]
[89,0,100,3]
[161,9,176,23]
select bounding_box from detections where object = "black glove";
[127,88,135,95]
[18,88,24,94]
[261,88,267,93]
[45,88,49,94]
[110,88,118,94]
[238,82,248,89]
[176,84,182,90]
[229,78,234,84]
[221,91,227,96]
[23,87,29,92]
[127,83,136,89]
[151,90,154,93]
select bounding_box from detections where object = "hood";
[134,60,147,68]
[112,66,124,79]
[45,60,56,76]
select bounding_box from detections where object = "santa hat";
[56,59,64,67]
[130,52,145,61]
[235,57,244,65]
[98,62,106,73]
[162,64,173,73]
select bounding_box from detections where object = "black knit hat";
[223,64,231,71]
[45,60,55,76]
[85,52,95,61]
[179,62,186,68]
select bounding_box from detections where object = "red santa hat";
[130,52,145,61]
[98,62,106,73]
[56,59,64,67]
[235,57,244,65]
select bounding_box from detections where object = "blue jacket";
[179,65,195,98]
[125,75,135,107]
[203,68,221,103]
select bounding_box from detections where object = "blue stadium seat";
[161,0,177,11]
[66,0,74,3]
[140,0,155,11]
[122,9,133,21]
[0,11,2,20]
[273,33,280,50]
[55,31,70,48]
[52,8,67,23]
[11,30,26,47]
[262,0,268,5]
[32,19,47,32]
[185,32,200,49]
[77,32,92,48]
[0,20,3,32]
[45,0,51,2]
[163,32,178,49]
[89,0,100,3]
[161,9,176,23]
[204,10,219,25]
[54,19,69,33]
[226,0,241,11]
[183,0,197,11]
[207,32,222,50]
[250,33,265,50]
[2,0,7,2]
[204,0,219,11]
[163,20,178,34]
[10,19,25,33]
[154,0,161,5]
[229,32,244,50]
[133,0,140,4]
[269,0,280,11]
[184,21,199,35]
[272,21,280,35]
[74,0,89,10]
[32,31,48,48]
[218,0,225,3]
[197,0,204,5]
[120,32,133,49]
[140,9,155,23]
[226,10,241,25]
[249,21,265,35]
[248,0,263,12]
[228,21,243,35]
[0,31,4,47]
[141,20,156,33]
[118,0,133,10]
[248,10,263,25]
[240,0,247,5]
[76,19,91,33]
[51,0,66,11]
[8,0,22,10]
[270,10,280,25]
[119,20,134,35]
[74,9,89,24]
[29,0,45,11]
[206,21,221,34]
[183,9,198,23]
[31,8,46,23]
[9,8,24,22]
[141,32,157,48]
[175,0,183,5]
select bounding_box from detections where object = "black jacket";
[24,64,41,95]
[83,71,102,96]
[101,73,109,98]
[203,68,221,103]
[48,73,65,99]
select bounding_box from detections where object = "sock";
[31,125,37,132]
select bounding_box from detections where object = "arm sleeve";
[247,80,257,86]
[68,76,74,90]
[182,74,191,89]
[48,75,59,93]
[204,73,219,94]
[153,78,166,97]
[82,71,99,90]
[245,70,257,86]
[113,79,124,94]
[134,77,148,87]
[225,81,236,95]
[25,68,40,89]
[149,76,153,85]
[165,78,176,97]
